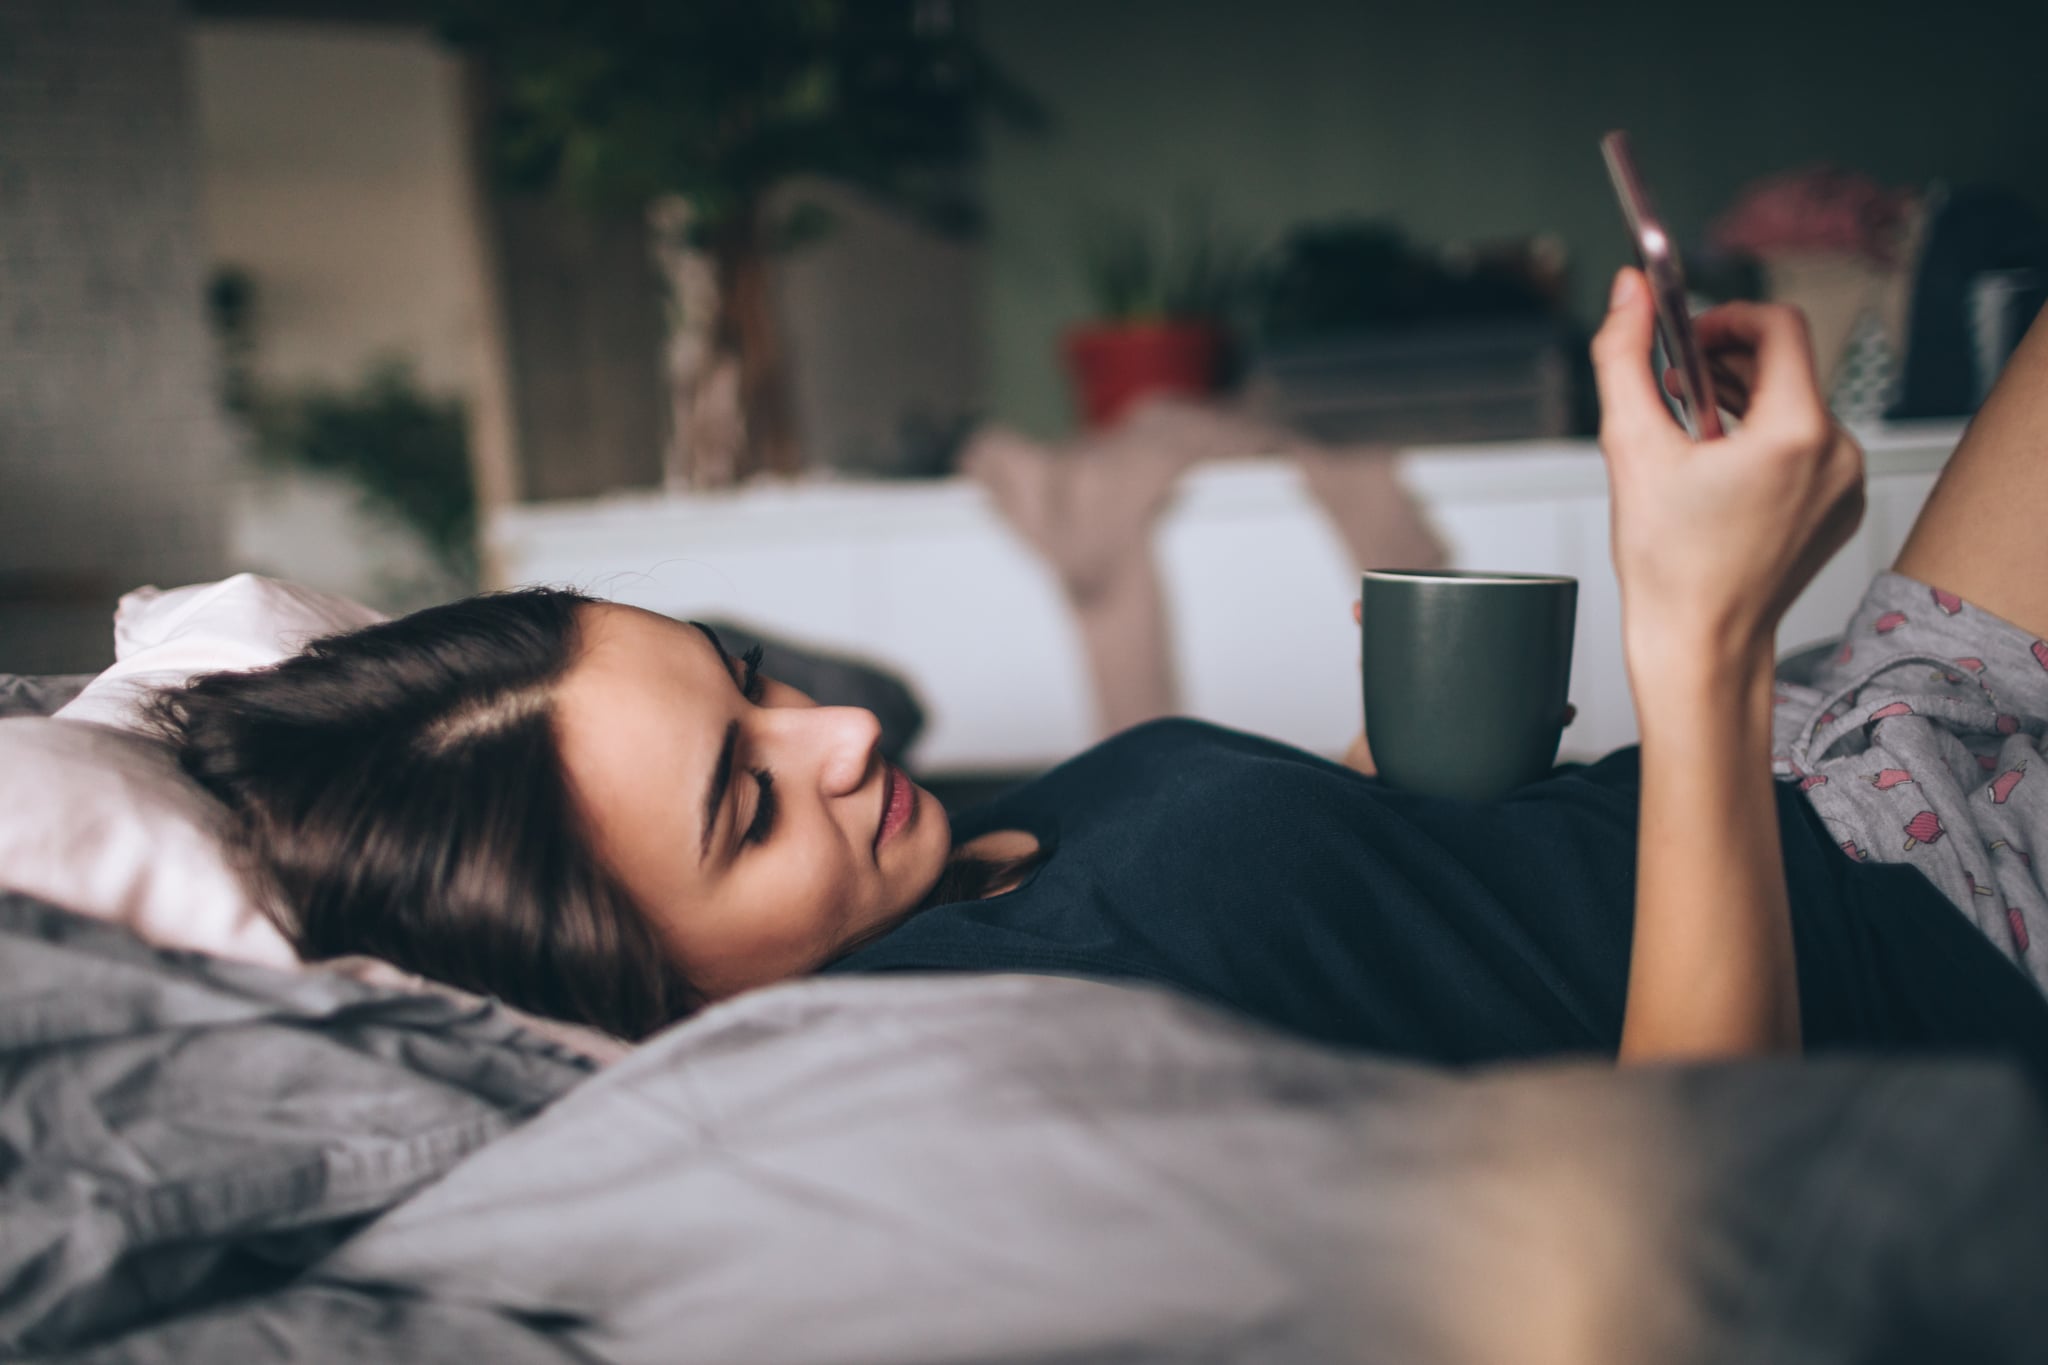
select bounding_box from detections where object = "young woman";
[156,274,2048,1078]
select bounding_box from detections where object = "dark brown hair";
[147,588,700,1039]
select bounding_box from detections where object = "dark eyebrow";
[688,620,728,664]
[701,718,739,865]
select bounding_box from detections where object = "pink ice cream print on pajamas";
[1903,810,1946,850]
[1785,574,2048,987]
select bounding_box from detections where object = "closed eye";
[744,769,776,845]
[729,644,773,844]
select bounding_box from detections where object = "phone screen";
[1600,131,1722,439]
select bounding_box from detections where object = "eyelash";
[737,644,773,844]
[739,644,765,702]
[744,769,776,846]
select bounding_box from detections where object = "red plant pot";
[1062,320,1226,430]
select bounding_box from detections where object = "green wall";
[978,0,2048,436]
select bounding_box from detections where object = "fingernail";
[1609,270,1637,311]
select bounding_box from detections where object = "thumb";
[1590,269,1679,451]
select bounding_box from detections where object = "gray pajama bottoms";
[1773,571,2048,992]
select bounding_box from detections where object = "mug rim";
[1362,567,1577,586]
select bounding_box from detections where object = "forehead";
[551,602,732,901]
[557,602,734,740]
[554,605,726,790]
[577,601,709,664]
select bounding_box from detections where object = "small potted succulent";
[1063,205,1247,429]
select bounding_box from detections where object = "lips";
[874,762,915,855]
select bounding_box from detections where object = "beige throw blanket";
[963,399,1446,738]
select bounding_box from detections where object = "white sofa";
[489,421,1965,775]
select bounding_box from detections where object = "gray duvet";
[5,892,2047,1364]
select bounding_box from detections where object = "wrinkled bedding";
[0,894,595,1356]
[6,892,2048,1364]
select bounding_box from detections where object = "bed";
[4,576,2046,1363]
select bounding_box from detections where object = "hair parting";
[146,588,702,1040]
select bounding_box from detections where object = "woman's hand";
[1592,269,1866,685]
[1590,268,1849,1062]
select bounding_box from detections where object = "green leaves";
[246,362,478,585]
[1077,199,1253,324]
[440,0,1043,243]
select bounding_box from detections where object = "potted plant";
[208,268,479,597]
[1064,206,1248,429]
[442,0,1039,485]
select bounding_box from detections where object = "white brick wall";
[0,0,228,671]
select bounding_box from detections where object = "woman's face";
[552,603,950,1000]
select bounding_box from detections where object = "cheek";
[682,843,865,991]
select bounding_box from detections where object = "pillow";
[0,716,300,968]
[0,573,381,967]
[2,573,627,1060]
[56,573,384,729]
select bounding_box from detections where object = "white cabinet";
[489,422,1961,774]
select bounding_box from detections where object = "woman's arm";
[1625,648,1798,1057]
[1589,271,1865,1062]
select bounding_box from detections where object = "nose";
[762,704,882,797]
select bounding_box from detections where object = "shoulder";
[1088,716,1343,770]
[1034,716,1367,810]
[949,717,1364,846]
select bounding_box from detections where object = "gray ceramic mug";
[1360,569,1578,801]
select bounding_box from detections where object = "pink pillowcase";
[3,574,383,968]
[55,573,384,730]
[0,715,301,969]
[1,573,632,1062]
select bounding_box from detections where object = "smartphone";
[1600,131,1722,439]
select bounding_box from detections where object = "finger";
[1352,600,1362,626]
[1688,302,1824,429]
[1700,339,1760,395]
[1676,360,1753,419]
[1708,358,1753,400]
[1691,309,1763,377]
[1591,269,1684,450]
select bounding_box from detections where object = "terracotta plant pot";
[1062,320,1226,429]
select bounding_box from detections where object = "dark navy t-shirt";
[826,719,2048,1077]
